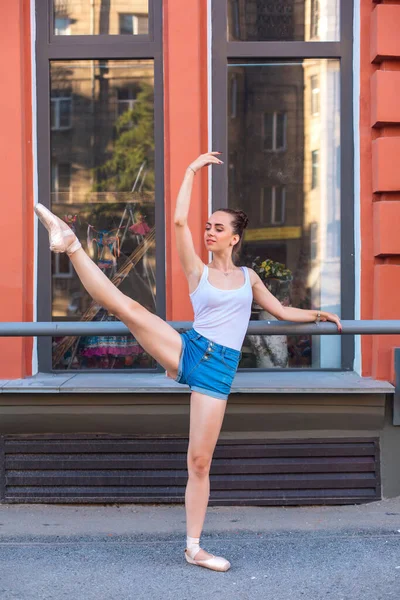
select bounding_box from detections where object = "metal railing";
[1,319,400,336]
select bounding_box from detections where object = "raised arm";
[173,152,223,281]
[248,269,342,331]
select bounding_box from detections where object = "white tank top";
[190,264,253,351]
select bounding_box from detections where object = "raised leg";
[185,391,228,561]
[69,248,183,376]
[35,203,182,376]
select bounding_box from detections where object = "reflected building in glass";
[227,0,341,368]
[228,0,339,42]
[302,58,341,367]
[53,0,149,36]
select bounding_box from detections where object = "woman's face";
[204,211,239,253]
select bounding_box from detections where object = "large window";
[36,1,163,372]
[213,0,354,370]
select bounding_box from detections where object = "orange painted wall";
[362,0,400,381]
[360,0,375,378]
[163,0,208,322]
[0,0,33,379]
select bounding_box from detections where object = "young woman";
[35,151,342,573]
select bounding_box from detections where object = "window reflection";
[53,0,149,36]
[261,186,286,226]
[228,0,340,42]
[263,112,287,152]
[51,90,72,130]
[228,59,341,368]
[50,60,156,370]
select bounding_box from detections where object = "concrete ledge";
[0,371,394,395]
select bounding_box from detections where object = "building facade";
[0,0,399,504]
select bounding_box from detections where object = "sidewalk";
[1,498,400,599]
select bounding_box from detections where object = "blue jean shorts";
[174,328,241,400]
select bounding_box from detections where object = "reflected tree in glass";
[93,82,154,194]
[50,60,157,371]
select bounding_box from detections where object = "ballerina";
[35,151,341,572]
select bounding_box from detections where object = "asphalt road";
[1,499,400,600]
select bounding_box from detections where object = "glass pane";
[227,59,341,368]
[228,0,340,42]
[50,60,156,370]
[53,0,149,36]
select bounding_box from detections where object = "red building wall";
[0,0,33,379]
[163,0,209,323]
[361,0,400,381]
[1,0,400,382]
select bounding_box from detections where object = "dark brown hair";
[217,208,249,260]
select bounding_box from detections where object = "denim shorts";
[174,328,241,400]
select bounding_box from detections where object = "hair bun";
[235,209,249,229]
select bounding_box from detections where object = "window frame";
[50,92,72,131]
[53,252,74,279]
[261,186,286,227]
[212,0,355,371]
[262,111,287,152]
[310,0,320,40]
[51,161,72,203]
[54,16,71,36]
[35,0,165,373]
[310,74,320,116]
[118,13,149,36]
[311,149,319,189]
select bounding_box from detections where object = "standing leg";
[185,391,230,569]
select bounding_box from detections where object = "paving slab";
[1,499,400,600]
[1,497,400,537]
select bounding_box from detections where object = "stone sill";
[0,371,394,395]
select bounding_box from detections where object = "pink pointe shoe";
[35,203,81,255]
[184,547,231,572]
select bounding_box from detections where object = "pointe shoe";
[35,203,81,255]
[184,547,231,572]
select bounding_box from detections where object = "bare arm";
[174,152,223,279]
[249,269,342,331]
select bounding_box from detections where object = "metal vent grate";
[0,435,381,505]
